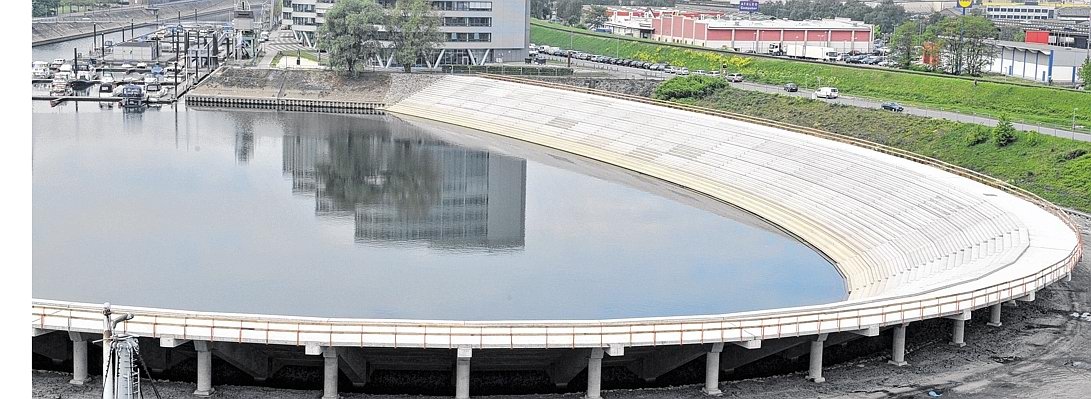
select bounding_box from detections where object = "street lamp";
[1073,108,1079,138]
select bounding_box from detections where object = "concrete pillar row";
[702,343,725,396]
[888,324,908,367]
[586,348,605,399]
[322,347,339,399]
[69,332,89,385]
[987,304,1003,327]
[807,334,828,383]
[950,319,966,347]
[455,347,471,399]
[193,341,214,397]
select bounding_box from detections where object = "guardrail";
[30,74,1083,350]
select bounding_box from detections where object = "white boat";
[100,72,115,84]
[32,61,52,79]
[49,58,66,70]
[49,75,72,96]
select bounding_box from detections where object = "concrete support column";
[586,348,605,399]
[1066,272,1073,282]
[455,347,471,399]
[69,332,89,385]
[987,304,1003,327]
[807,334,827,383]
[888,324,908,367]
[193,341,213,397]
[322,347,339,399]
[703,343,725,396]
[950,319,966,347]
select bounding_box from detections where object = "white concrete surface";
[30,75,1082,355]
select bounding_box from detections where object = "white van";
[814,87,839,99]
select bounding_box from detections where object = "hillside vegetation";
[648,76,1091,212]
[531,21,1091,131]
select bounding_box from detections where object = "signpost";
[740,0,760,13]
[958,0,971,14]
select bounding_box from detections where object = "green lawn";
[654,78,1091,212]
[531,21,1091,132]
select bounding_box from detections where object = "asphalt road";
[547,55,1091,143]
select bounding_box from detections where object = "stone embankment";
[187,69,659,113]
[185,68,442,113]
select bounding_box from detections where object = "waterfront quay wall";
[185,68,442,114]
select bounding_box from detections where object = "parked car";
[784,82,799,92]
[814,87,840,99]
[707,70,721,78]
[649,63,663,71]
[694,70,707,75]
[726,73,744,82]
[881,102,904,112]
[677,67,690,75]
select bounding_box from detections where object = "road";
[547,55,1091,143]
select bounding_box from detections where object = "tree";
[317,0,385,76]
[530,0,552,20]
[583,5,608,28]
[890,21,919,69]
[992,114,1017,147]
[935,16,998,75]
[33,0,59,17]
[1079,58,1091,88]
[388,0,441,73]
[555,0,584,26]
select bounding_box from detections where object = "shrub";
[993,115,1017,147]
[1062,148,1088,161]
[966,127,990,146]
[653,75,727,100]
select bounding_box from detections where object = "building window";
[432,1,492,11]
[447,32,491,42]
[443,17,491,27]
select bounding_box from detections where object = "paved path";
[257,29,306,67]
[547,55,1091,142]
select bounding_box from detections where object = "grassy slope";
[663,83,1091,212]
[531,21,1091,131]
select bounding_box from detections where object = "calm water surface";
[32,103,845,320]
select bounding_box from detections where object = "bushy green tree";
[654,75,727,100]
[993,115,1017,147]
[935,16,998,75]
[1079,58,1091,88]
[389,0,441,73]
[317,0,385,76]
[890,21,919,69]
[33,0,59,17]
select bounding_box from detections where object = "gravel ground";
[32,213,1091,398]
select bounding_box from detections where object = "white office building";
[281,0,529,66]
[985,5,1057,20]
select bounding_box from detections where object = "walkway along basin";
[31,74,1082,397]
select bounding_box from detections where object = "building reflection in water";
[282,128,526,251]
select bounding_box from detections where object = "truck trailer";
[783,44,839,61]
